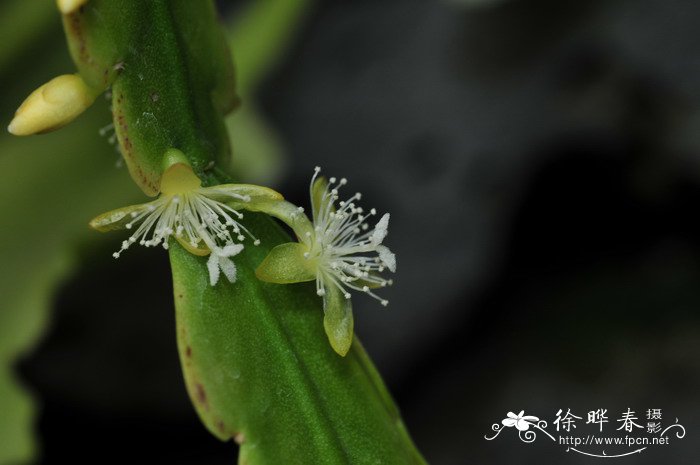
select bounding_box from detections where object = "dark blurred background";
[3,0,700,463]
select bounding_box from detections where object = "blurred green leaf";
[227,103,287,185]
[0,367,35,464]
[228,0,313,95]
[0,6,142,461]
[225,0,314,184]
[0,0,56,71]
[0,107,140,464]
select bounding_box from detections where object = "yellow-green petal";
[323,285,354,357]
[311,175,329,219]
[255,242,316,284]
[175,236,211,257]
[208,183,283,209]
[88,203,148,232]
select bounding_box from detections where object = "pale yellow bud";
[57,0,90,15]
[8,74,98,136]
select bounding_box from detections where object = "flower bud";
[8,74,98,136]
[57,0,90,15]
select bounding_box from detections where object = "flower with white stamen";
[302,166,396,306]
[254,166,397,355]
[90,160,276,286]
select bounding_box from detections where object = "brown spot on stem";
[234,432,245,445]
[195,383,208,409]
[216,419,226,433]
[185,346,192,358]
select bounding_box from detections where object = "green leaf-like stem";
[62,0,237,195]
[171,214,425,464]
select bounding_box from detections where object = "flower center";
[160,163,202,196]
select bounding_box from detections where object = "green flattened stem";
[59,0,237,196]
[170,215,427,464]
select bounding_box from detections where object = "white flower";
[90,162,276,286]
[107,184,258,259]
[301,166,396,306]
[253,166,397,355]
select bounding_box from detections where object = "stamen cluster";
[302,167,396,306]
[113,186,259,259]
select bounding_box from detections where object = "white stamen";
[303,167,396,306]
[108,182,258,287]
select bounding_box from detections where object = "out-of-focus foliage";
[0,109,136,464]
[0,1,55,71]
[0,4,138,462]
[0,0,312,463]
[226,0,313,184]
